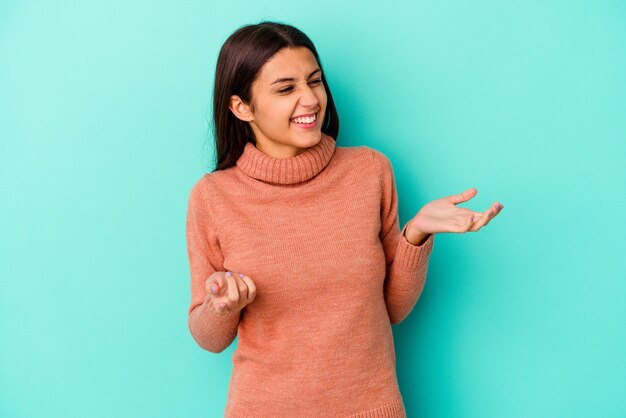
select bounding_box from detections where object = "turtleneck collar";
[235,133,336,185]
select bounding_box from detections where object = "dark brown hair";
[208,20,340,172]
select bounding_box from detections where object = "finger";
[212,274,229,313]
[240,275,257,304]
[447,188,477,205]
[234,274,249,306]
[473,202,503,231]
[205,273,219,295]
[205,274,215,294]
[482,203,503,227]
[225,272,239,310]
[471,207,493,231]
[214,271,233,313]
[206,273,226,296]
[215,298,227,314]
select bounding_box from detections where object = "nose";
[298,83,320,107]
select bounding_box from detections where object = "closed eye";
[278,79,323,94]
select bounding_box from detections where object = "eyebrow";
[271,68,322,85]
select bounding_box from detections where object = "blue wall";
[1,1,624,417]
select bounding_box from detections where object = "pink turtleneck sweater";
[185,133,435,417]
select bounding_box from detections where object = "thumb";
[448,187,477,205]
[206,273,226,296]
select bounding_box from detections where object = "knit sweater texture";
[186,133,435,417]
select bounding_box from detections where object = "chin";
[296,132,323,146]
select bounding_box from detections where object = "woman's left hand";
[404,188,504,245]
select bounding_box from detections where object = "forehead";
[257,47,319,81]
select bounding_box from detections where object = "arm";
[186,176,240,352]
[372,149,435,325]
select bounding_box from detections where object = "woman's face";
[229,46,328,158]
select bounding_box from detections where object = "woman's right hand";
[205,271,257,315]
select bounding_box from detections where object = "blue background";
[1,1,625,417]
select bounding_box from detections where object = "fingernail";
[211,284,218,293]
[226,271,232,277]
[239,273,245,278]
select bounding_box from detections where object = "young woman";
[186,21,503,418]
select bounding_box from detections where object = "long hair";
[209,21,340,172]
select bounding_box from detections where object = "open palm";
[408,188,503,236]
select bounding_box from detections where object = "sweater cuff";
[395,223,434,270]
[199,292,240,320]
[190,293,239,331]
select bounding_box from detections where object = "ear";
[229,95,254,122]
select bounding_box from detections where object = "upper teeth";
[291,114,316,124]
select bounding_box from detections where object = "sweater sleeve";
[372,149,435,325]
[186,176,240,353]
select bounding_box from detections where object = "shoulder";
[187,171,233,228]
[189,167,234,196]
[334,143,389,170]
[332,144,394,193]
[355,145,393,180]
[189,173,210,198]
[187,175,210,214]
[332,143,394,176]
[187,171,223,207]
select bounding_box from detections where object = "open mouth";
[290,112,318,128]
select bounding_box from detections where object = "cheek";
[257,104,290,126]
[256,105,291,129]
[318,90,328,109]
[278,102,297,124]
